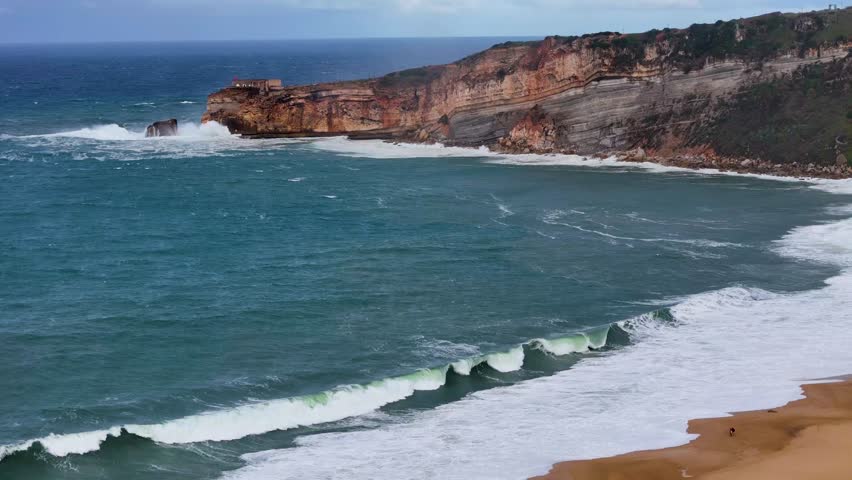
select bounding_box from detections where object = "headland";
[203,8,852,179]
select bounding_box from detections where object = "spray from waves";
[26,122,233,141]
[4,122,310,162]
[39,124,145,141]
[0,325,617,462]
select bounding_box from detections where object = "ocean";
[1,39,851,480]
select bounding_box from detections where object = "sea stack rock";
[145,119,178,137]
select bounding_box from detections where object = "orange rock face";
[202,29,851,155]
[203,37,650,140]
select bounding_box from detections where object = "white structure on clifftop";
[231,79,283,94]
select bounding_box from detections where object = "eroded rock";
[146,119,178,137]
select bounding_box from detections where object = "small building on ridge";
[231,79,283,94]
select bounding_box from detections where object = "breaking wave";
[0,325,615,461]
[2,178,850,468]
[219,203,852,480]
[2,121,300,161]
[31,121,233,141]
[3,135,852,475]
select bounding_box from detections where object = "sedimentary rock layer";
[203,9,851,166]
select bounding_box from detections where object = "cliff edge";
[203,8,852,175]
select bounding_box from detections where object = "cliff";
[203,8,852,172]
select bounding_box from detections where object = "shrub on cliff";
[378,65,445,89]
[694,58,852,165]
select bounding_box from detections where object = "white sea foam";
[4,135,851,475]
[450,357,482,376]
[32,122,233,142]
[531,329,609,356]
[810,178,852,195]
[214,191,852,479]
[483,347,525,373]
[7,122,304,162]
[774,216,852,268]
[310,137,497,159]
[0,329,611,461]
[4,200,851,473]
[0,428,121,460]
[43,124,145,141]
[309,138,852,195]
[224,280,852,480]
[0,369,449,459]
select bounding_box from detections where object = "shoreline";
[235,130,852,181]
[496,143,852,180]
[533,378,852,480]
[615,150,852,180]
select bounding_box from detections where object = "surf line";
[0,323,626,461]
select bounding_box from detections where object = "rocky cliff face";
[203,8,851,167]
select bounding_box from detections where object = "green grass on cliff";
[377,65,447,89]
[601,8,851,72]
[376,8,850,90]
[695,58,852,165]
[813,8,852,44]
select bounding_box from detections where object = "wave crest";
[0,326,617,462]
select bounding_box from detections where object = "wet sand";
[534,379,852,480]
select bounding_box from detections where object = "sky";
[0,0,843,43]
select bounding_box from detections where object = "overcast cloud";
[0,0,839,43]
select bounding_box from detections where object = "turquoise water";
[2,40,852,480]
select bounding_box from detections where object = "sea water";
[1,40,851,480]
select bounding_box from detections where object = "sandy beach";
[534,379,852,480]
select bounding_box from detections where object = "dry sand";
[533,379,852,480]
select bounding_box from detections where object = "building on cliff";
[231,79,282,94]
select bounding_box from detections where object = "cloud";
[146,0,703,13]
[527,0,701,7]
